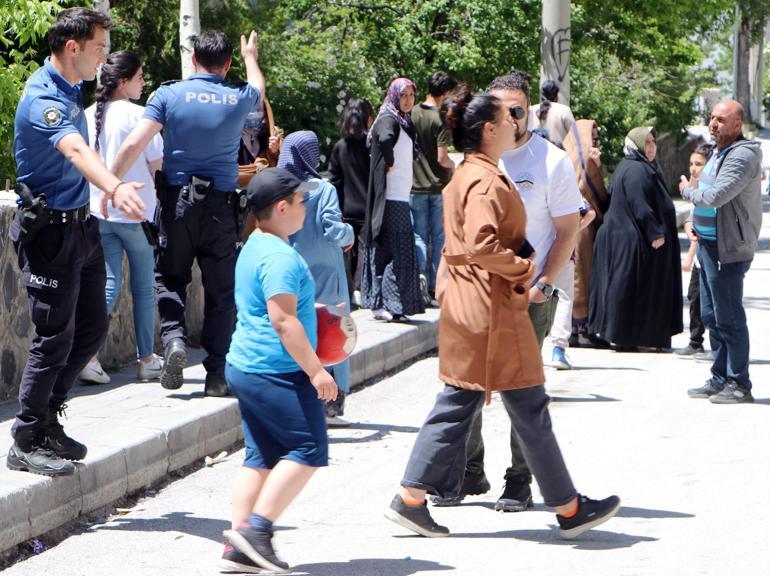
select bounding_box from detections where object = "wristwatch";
[535,281,556,298]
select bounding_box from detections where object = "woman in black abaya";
[588,126,682,350]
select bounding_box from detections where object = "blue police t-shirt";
[14,58,89,210]
[227,232,317,375]
[144,74,260,191]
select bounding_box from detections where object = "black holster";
[15,183,50,244]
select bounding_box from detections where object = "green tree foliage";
[569,0,732,166]
[0,0,64,179]
[1,0,751,176]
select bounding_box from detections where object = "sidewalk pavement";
[0,307,439,555]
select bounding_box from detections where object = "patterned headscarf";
[368,77,417,147]
[277,130,320,181]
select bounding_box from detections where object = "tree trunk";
[179,0,200,79]
[734,11,752,121]
[92,0,111,53]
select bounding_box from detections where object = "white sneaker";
[137,353,163,381]
[372,308,393,322]
[80,359,110,385]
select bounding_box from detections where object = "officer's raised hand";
[241,30,259,62]
[241,31,266,97]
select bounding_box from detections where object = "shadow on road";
[291,558,454,575]
[328,422,420,444]
[550,394,620,403]
[613,505,694,519]
[429,527,656,549]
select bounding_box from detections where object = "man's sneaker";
[693,350,715,363]
[494,479,533,512]
[326,415,352,428]
[548,347,572,370]
[675,343,704,357]
[44,404,87,461]
[205,370,230,397]
[709,381,754,404]
[557,494,621,539]
[218,543,264,574]
[430,471,491,506]
[160,338,187,390]
[6,429,75,477]
[138,354,163,381]
[372,308,393,322]
[79,358,110,385]
[687,378,724,398]
[224,527,289,573]
[384,494,449,537]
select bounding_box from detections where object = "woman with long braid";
[80,51,164,385]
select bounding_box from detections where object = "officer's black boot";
[160,338,187,390]
[7,428,75,477]
[204,369,230,397]
[44,404,87,461]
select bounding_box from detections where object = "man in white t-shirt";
[431,71,581,515]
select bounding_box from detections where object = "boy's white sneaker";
[79,359,110,385]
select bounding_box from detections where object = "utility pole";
[540,0,571,104]
[180,0,200,79]
[93,0,110,53]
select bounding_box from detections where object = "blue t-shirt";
[692,151,726,241]
[144,74,260,191]
[14,58,89,210]
[227,233,317,374]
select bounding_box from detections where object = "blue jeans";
[410,193,444,293]
[698,239,752,389]
[99,219,157,359]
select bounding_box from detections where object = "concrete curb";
[0,308,439,554]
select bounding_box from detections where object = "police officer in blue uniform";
[8,7,147,476]
[111,30,264,397]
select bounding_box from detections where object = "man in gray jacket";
[679,99,762,404]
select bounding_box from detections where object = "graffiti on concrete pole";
[542,26,571,84]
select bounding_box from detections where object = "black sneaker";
[224,527,289,573]
[218,543,264,574]
[675,343,704,357]
[430,471,491,506]
[709,381,754,404]
[6,429,75,477]
[205,370,230,397]
[687,378,724,398]
[160,338,187,390]
[494,479,533,512]
[557,494,621,539]
[44,404,87,460]
[384,494,450,537]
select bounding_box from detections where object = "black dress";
[588,152,683,348]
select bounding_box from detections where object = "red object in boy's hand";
[316,304,357,366]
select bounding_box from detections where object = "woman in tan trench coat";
[384,86,620,540]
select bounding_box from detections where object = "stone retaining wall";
[0,196,204,402]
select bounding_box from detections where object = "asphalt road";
[5,252,770,576]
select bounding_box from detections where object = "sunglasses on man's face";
[509,106,526,120]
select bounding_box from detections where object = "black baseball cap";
[245,167,318,212]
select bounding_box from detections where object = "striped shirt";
[692,150,726,241]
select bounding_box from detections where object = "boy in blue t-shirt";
[222,168,338,574]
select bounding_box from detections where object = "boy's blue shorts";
[225,363,329,469]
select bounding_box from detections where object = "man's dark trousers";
[465,293,559,482]
[698,239,752,389]
[156,188,238,375]
[10,215,108,433]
